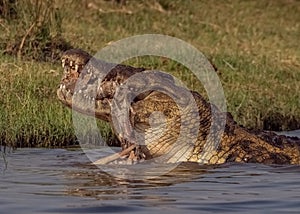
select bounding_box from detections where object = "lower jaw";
[57,88,73,107]
[57,88,111,121]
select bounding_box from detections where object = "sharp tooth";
[62,85,66,90]
[74,91,77,95]
[61,59,65,68]
[75,64,79,72]
[70,61,73,66]
[60,84,63,89]
[98,86,103,94]
[78,90,82,94]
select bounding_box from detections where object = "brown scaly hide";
[57,49,300,165]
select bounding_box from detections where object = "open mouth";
[56,48,151,122]
[57,53,115,121]
[57,62,79,101]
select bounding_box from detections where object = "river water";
[1,130,300,214]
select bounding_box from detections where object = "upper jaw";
[57,51,116,121]
[58,55,119,103]
[61,58,80,73]
[61,48,92,71]
[57,49,149,121]
[58,61,99,103]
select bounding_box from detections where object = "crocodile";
[57,49,300,165]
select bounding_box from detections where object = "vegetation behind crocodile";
[57,49,300,165]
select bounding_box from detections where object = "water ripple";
[1,148,300,213]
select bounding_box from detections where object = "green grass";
[0,0,299,147]
[0,56,74,147]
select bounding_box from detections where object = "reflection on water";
[1,130,300,214]
[64,161,213,200]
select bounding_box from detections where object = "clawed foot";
[124,145,147,164]
[92,144,147,165]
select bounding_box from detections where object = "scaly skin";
[57,49,300,165]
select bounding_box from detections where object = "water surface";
[1,130,300,213]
